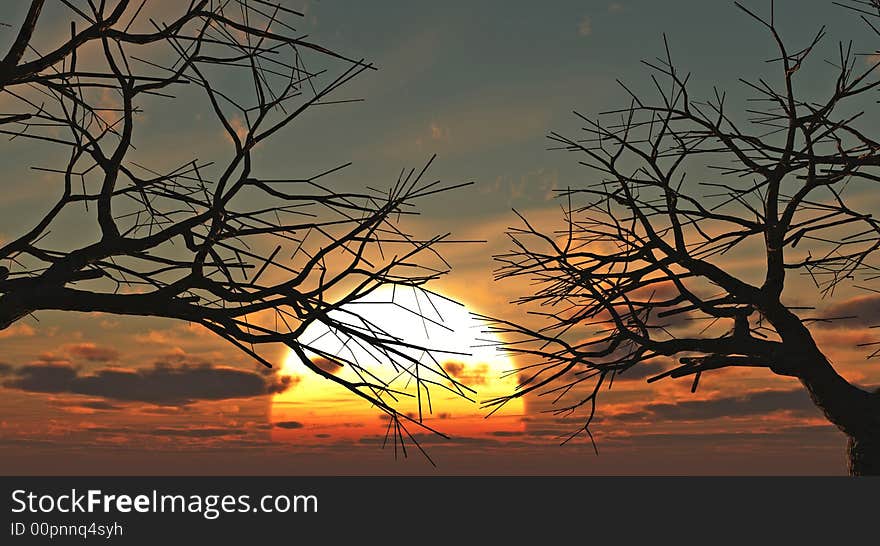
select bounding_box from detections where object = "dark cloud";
[524,429,564,438]
[613,389,820,422]
[3,362,292,405]
[0,363,13,375]
[274,421,304,429]
[489,430,524,437]
[443,361,488,386]
[66,343,120,362]
[310,358,342,375]
[55,400,124,411]
[7,364,77,392]
[819,295,880,328]
[89,426,247,438]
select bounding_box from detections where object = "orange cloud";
[66,343,120,362]
[0,323,36,339]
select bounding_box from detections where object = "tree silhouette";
[484,1,880,474]
[0,0,470,454]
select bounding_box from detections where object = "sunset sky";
[2,0,879,475]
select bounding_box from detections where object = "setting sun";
[271,286,525,444]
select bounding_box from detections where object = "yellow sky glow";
[271,286,525,444]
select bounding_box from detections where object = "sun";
[270,285,525,444]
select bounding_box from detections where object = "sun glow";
[270,286,525,444]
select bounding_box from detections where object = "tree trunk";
[797,364,880,476]
[798,363,880,476]
[848,432,880,476]
[765,306,880,475]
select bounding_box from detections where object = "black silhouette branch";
[485,1,880,463]
[0,0,470,456]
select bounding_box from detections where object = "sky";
[1,0,879,475]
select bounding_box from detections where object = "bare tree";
[484,1,880,474]
[0,0,471,456]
